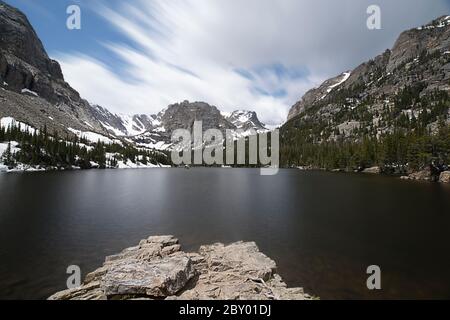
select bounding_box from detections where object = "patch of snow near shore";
[68,128,114,144]
[0,141,50,173]
[137,141,172,151]
[1,117,37,135]
[116,159,168,169]
[0,141,20,155]
[5,165,47,173]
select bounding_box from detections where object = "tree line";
[0,123,170,170]
[281,122,450,173]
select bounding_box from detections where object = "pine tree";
[2,142,15,167]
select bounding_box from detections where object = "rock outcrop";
[48,235,313,300]
[129,102,269,150]
[439,171,450,183]
[282,15,450,172]
[362,166,381,174]
[225,110,268,133]
[0,0,114,137]
[401,169,433,181]
[285,15,450,137]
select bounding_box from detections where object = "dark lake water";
[0,168,450,300]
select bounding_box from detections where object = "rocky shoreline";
[49,236,314,300]
[400,168,450,183]
[295,165,450,184]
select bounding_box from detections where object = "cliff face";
[49,235,313,300]
[387,16,450,73]
[0,1,63,82]
[0,1,116,138]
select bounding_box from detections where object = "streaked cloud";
[55,0,450,125]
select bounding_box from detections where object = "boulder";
[439,171,450,183]
[405,168,433,181]
[48,281,106,301]
[49,236,314,301]
[102,253,196,298]
[171,242,311,300]
[362,166,381,174]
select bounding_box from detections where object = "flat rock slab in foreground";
[49,236,314,300]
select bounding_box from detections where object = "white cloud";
[56,0,450,125]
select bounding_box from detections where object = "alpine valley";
[1,0,450,183]
[0,1,268,172]
[2,0,450,302]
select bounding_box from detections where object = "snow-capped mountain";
[225,110,268,132]
[95,102,269,150]
[283,15,450,145]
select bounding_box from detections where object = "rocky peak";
[287,72,352,120]
[387,15,450,73]
[0,2,116,139]
[0,1,63,80]
[0,1,84,106]
[283,15,450,152]
[160,101,236,134]
[226,110,267,132]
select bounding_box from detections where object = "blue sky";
[5,0,450,125]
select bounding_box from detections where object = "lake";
[0,168,450,300]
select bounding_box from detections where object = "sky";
[5,0,450,126]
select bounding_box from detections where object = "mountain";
[225,110,268,132]
[282,16,450,174]
[98,101,268,150]
[0,1,117,140]
[0,1,266,156]
[287,15,450,124]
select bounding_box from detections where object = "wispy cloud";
[56,0,450,125]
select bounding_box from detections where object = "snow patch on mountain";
[137,141,172,151]
[67,128,117,144]
[117,114,147,136]
[100,121,126,136]
[417,15,450,30]
[21,89,39,97]
[320,72,351,100]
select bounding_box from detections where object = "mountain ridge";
[0,0,266,152]
[288,15,450,122]
[282,15,450,175]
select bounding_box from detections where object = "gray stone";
[362,166,381,174]
[102,253,196,298]
[439,171,450,183]
[407,168,433,181]
[49,235,314,300]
